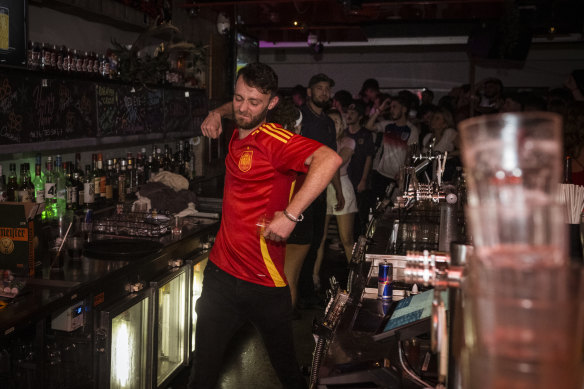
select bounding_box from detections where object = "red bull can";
[378,262,393,300]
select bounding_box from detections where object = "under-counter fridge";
[94,290,155,389]
[151,265,190,387]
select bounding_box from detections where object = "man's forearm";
[286,146,342,218]
[212,101,234,120]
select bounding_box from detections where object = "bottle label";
[100,177,106,197]
[0,190,7,202]
[84,182,95,203]
[18,190,32,203]
[94,177,101,196]
[35,189,45,203]
[45,183,56,199]
[67,186,78,205]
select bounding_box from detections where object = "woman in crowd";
[313,109,358,290]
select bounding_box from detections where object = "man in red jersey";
[189,63,341,389]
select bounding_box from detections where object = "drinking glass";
[457,112,584,388]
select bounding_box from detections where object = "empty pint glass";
[458,112,584,388]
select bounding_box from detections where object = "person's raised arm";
[200,102,234,139]
[264,146,342,242]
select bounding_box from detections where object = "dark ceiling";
[180,0,584,44]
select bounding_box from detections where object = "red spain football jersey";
[210,123,324,287]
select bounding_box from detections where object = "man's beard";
[311,96,331,110]
[234,106,269,130]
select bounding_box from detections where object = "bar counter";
[0,215,219,336]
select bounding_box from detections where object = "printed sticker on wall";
[0,7,8,51]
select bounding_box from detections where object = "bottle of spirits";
[105,159,115,203]
[44,156,56,220]
[126,155,136,197]
[118,159,127,203]
[33,154,45,205]
[54,155,67,218]
[97,153,107,201]
[18,163,34,203]
[6,163,18,202]
[64,162,78,210]
[83,165,95,206]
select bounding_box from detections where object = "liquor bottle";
[33,155,45,205]
[135,151,145,186]
[96,153,107,201]
[6,163,18,202]
[118,159,127,203]
[83,165,95,206]
[0,165,7,202]
[90,154,100,203]
[64,162,78,210]
[54,155,66,217]
[105,159,115,203]
[126,155,136,196]
[44,156,56,220]
[73,172,83,208]
[18,163,34,203]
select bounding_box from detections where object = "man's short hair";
[237,63,278,96]
[361,78,379,92]
[333,90,353,109]
[347,100,365,117]
[291,84,307,98]
[308,73,335,88]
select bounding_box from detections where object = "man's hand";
[263,211,297,243]
[201,111,223,139]
[357,180,367,193]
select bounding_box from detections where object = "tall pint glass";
[458,112,584,388]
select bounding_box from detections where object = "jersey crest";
[238,150,253,172]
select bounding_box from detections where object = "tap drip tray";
[84,239,163,260]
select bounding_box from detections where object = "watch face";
[0,237,14,255]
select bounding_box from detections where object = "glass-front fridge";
[151,265,190,387]
[94,290,154,389]
[191,258,208,353]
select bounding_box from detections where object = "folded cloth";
[175,202,198,218]
[150,171,189,191]
[137,182,197,214]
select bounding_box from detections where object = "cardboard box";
[0,202,43,276]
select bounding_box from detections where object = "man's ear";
[268,95,279,110]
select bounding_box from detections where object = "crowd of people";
[268,68,584,314]
[190,62,584,389]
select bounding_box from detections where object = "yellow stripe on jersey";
[289,179,296,202]
[264,123,294,139]
[259,235,287,287]
[260,127,289,143]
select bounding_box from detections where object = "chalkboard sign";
[164,88,192,133]
[97,84,164,136]
[0,74,27,144]
[27,78,97,142]
[0,74,96,144]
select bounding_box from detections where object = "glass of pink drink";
[458,112,584,389]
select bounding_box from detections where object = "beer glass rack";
[93,212,171,237]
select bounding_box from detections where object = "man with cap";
[291,73,344,308]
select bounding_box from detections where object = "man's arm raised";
[200,102,233,139]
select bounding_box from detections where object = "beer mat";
[83,239,163,259]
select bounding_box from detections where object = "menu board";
[0,69,207,144]
[27,78,97,142]
[97,84,164,136]
[0,74,96,144]
[0,74,27,143]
